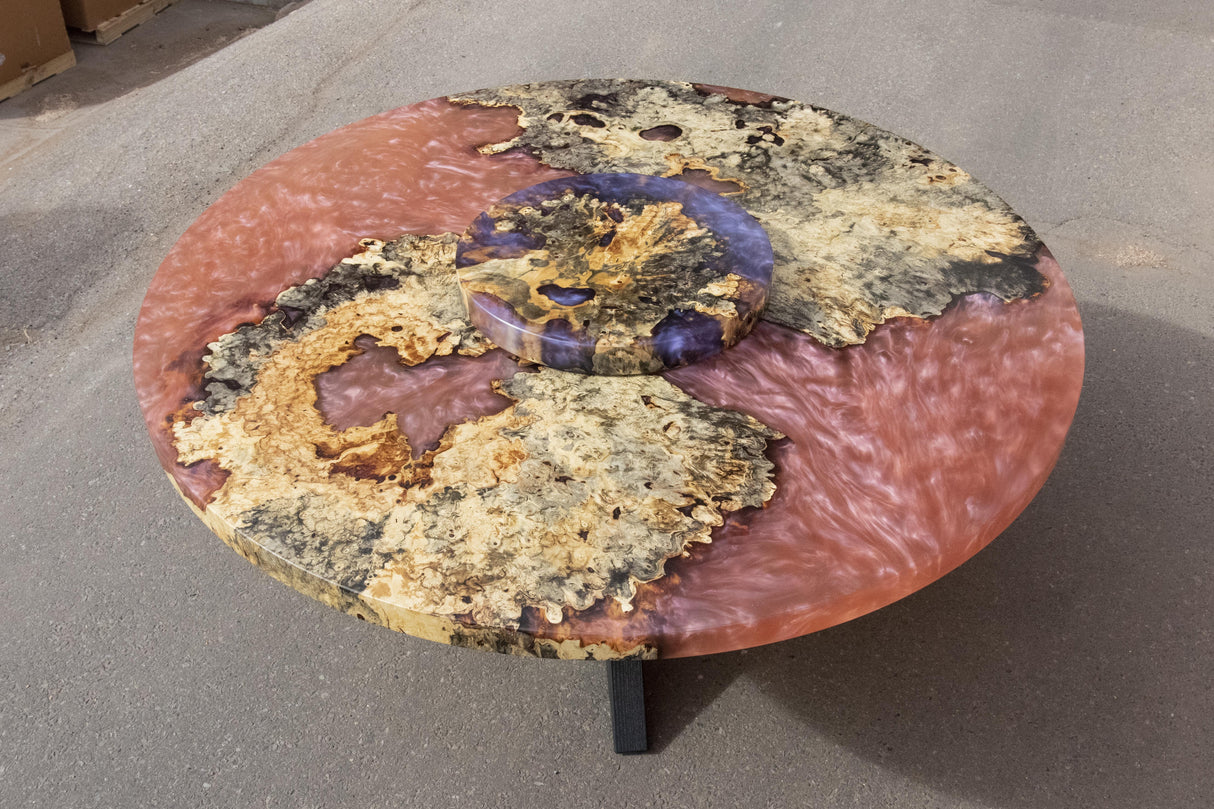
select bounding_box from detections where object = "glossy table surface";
[134,80,1084,660]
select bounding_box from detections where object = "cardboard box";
[0,0,75,102]
[58,0,141,31]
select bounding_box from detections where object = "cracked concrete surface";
[0,1,1211,807]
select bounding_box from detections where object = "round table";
[135,80,1083,722]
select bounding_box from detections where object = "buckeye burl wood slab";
[135,80,1084,661]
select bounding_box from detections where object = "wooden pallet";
[0,51,78,104]
[69,0,180,46]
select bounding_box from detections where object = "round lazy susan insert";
[456,172,773,374]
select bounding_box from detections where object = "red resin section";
[314,337,520,456]
[135,94,1084,659]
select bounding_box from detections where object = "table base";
[607,660,648,754]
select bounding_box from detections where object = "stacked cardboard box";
[59,0,142,32]
[0,0,76,103]
[60,0,179,45]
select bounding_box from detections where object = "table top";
[134,79,1084,660]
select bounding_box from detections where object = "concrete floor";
[1,1,1211,806]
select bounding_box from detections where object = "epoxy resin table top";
[134,80,1084,660]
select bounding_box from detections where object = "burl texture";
[456,173,772,374]
[450,80,1045,346]
[171,235,780,651]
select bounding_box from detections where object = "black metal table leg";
[606,659,647,754]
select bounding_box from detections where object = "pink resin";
[314,337,519,456]
[135,94,1084,659]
